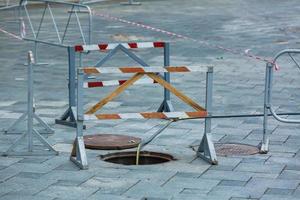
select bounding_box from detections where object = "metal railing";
[261,49,300,152]
[0,0,19,10]
[19,0,92,63]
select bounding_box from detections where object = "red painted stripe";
[88,82,104,88]
[98,44,108,50]
[74,45,84,52]
[153,42,165,48]
[118,80,127,85]
[128,43,138,48]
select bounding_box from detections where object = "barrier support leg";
[4,107,54,135]
[197,67,218,164]
[158,42,174,112]
[260,63,273,153]
[3,51,57,156]
[70,70,88,169]
[56,47,77,127]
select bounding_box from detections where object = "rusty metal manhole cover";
[215,143,259,156]
[84,134,141,150]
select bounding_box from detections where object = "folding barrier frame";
[0,0,19,10]
[78,0,140,5]
[261,49,300,153]
[3,51,58,156]
[55,41,174,127]
[19,0,92,64]
[71,65,216,169]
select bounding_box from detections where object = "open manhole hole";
[215,143,259,156]
[100,151,175,165]
[84,134,141,150]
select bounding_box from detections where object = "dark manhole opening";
[84,134,141,150]
[100,151,175,165]
[215,143,259,156]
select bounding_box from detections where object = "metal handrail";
[268,49,300,123]
[260,48,300,153]
[0,0,19,10]
[19,0,92,47]
[273,49,300,62]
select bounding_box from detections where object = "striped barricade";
[84,111,208,120]
[56,41,173,128]
[75,42,165,52]
[70,64,217,169]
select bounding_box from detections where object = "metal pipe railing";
[261,49,300,153]
[19,0,92,64]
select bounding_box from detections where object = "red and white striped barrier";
[83,78,157,88]
[75,42,165,52]
[84,111,207,120]
[82,66,209,74]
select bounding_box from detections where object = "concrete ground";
[0,0,300,199]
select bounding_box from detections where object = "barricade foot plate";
[259,139,269,154]
[70,137,88,170]
[196,133,218,165]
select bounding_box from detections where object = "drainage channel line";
[136,119,175,165]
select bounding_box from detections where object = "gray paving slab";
[81,176,140,195]
[0,0,300,200]
[200,170,253,181]
[0,194,54,200]
[124,181,178,199]
[37,185,99,199]
[234,163,286,174]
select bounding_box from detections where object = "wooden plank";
[146,73,206,111]
[95,114,121,120]
[85,73,144,114]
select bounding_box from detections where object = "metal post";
[55,47,76,127]
[158,42,174,112]
[70,69,88,169]
[5,51,54,135]
[197,67,217,164]
[27,52,33,152]
[32,41,49,65]
[260,63,273,153]
[204,68,213,137]
[69,47,76,111]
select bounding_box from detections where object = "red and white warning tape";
[0,11,279,70]
[82,66,209,74]
[84,77,157,88]
[93,11,279,70]
[0,26,22,40]
[75,41,164,52]
[84,111,207,120]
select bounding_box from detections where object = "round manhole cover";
[83,134,141,150]
[215,143,259,156]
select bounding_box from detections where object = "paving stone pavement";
[1,0,300,199]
